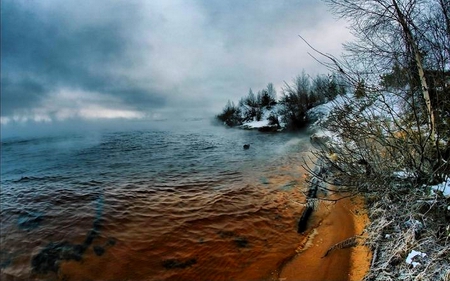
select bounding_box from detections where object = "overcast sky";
[1,0,352,129]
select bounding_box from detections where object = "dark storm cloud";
[1,0,166,118]
[2,1,124,75]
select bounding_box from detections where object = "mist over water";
[1,119,312,280]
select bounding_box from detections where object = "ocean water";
[1,119,313,281]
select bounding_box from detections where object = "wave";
[1,126,311,280]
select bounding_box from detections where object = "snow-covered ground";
[240,119,271,129]
[308,91,450,200]
[239,104,285,130]
[307,95,346,146]
[307,94,346,121]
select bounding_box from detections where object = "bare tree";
[322,0,450,180]
[279,72,312,129]
[305,1,450,279]
[325,0,438,139]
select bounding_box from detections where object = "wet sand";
[279,194,371,281]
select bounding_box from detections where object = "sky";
[1,0,352,133]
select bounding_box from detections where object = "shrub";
[216,100,242,127]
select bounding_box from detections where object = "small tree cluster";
[279,72,345,129]
[239,84,278,122]
[216,100,242,127]
[216,83,278,127]
[217,75,344,129]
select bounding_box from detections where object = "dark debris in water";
[217,230,236,238]
[234,237,249,248]
[31,194,108,274]
[260,177,270,184]
[217,231,250,248]
[106,237,116,246]
[162,258,197,269]
[93,237,116,256]
[31,241,85,274]
[93,246,105,256]
[32,237,117,273]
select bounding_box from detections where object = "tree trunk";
[392,0,436,142]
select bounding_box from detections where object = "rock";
[243,144,250,149]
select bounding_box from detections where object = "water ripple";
[1,124,311,280]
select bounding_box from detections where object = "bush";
[216,100,242,127]
[267,113,280,127]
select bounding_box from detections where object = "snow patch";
[307,95,346,124]
[393,170,416,180]
[241,119,270,129]
[242,120,269,129]
[405,250,427,268]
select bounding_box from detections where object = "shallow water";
[1,119,312,280]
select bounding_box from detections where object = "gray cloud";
[2,0,166,120]
[1,77,49,116]
[1,0,351,125]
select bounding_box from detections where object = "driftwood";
[322,236,358,258]
[297,163,324,233]
[297,205,314,233]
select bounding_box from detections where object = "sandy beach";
[279,194,371,281]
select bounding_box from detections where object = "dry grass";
[309,90,450,280]
[362,187,450,281]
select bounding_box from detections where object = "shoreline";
[277,159,372,281]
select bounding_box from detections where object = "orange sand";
[279,194,371,281]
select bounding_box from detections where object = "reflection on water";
[1,120,312,280]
